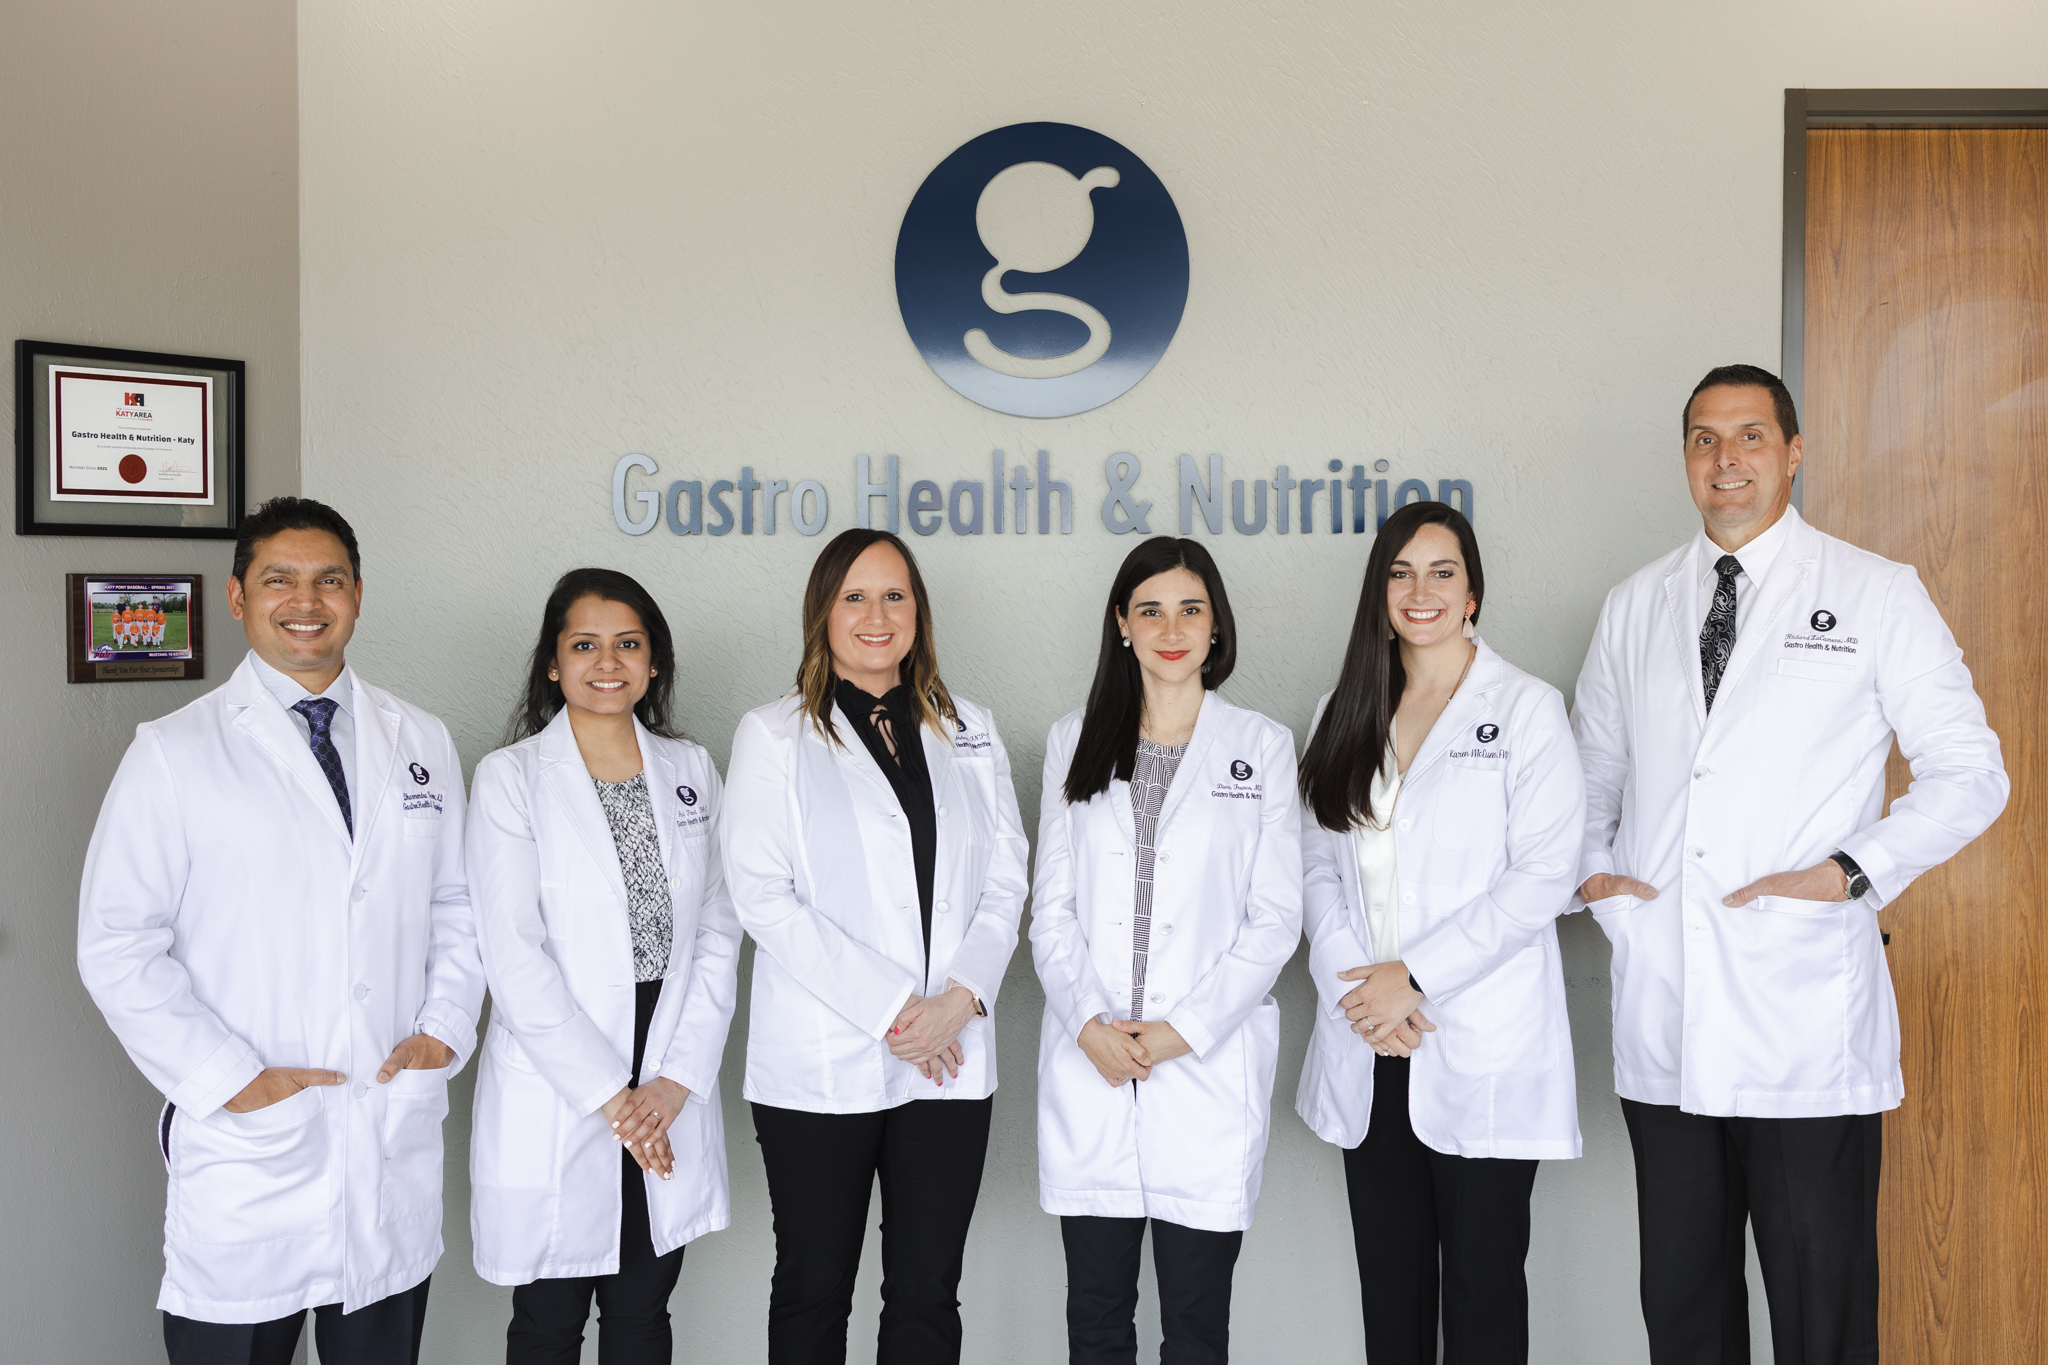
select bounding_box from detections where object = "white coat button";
[1693,767,1709,780]
[1149,993,1163,1004]
[1690,846,1706,859]
[351,886,367,901]
[1397,819,1412,833]
[352,1081,367,1098]
[1162,923,1174,935]
[938,805,948,818]
[1403,891,1416,904]
[352,983,369,1001]
[1159,852,1171,863]
[936,900,949,914]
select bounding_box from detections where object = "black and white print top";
[592,772,673,983]
[1127,737,1187,1021]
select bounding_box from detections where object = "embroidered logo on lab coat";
[1475,724,1499,744]
[676,785,698,806]
[953,726,992,755]
[1212,760,1262,801]
[1811,610,1837,632]
[408,762,430,785]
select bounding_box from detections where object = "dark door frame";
[1781,89,2048,415]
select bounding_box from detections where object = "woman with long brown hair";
[1294,501,1585,1364]
[719,528,1029,1365]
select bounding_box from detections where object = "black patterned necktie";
[1700,554,1743,714]
[292,697,353,836]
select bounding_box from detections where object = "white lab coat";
[720,693,1029,1112]
[1295,641,1585,1160]
[1031,693,1304,1233]
[77,654,483,1322]
[1573,508,2007,1117]
[465,711,742,1283]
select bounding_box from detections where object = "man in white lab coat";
[1572,366,2006,1365]
[78,497,483,1365]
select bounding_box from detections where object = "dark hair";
[1062,537,1238,805]
[796,529,957,745]
[1683,364,1800,440]
[1299,502,1485,832]
[508,568,681,743]
[231,496,362,583]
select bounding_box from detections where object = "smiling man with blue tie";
[78,497,483,1365]
[1570,366,2008,1365]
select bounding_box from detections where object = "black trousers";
[1342,1055,1540,1365]
[752,1096,994,1365]
[162,1278,430,1365]
[1060,1215,1244,1365]
[1622,1099,1881,1365]
[508,980,685,1365]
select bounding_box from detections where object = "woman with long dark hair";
[1294,502,1585,1364]
[1030,535,1303,1364]
[466,567,744,1363]
[719,528,1029,1365]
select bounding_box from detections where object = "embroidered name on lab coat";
[402,790,444,814]
[953,729,992,755]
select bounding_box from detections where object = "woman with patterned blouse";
[1030,536,1304,1365]
[466,569,744,1365]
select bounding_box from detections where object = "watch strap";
[1828,851,1871,900]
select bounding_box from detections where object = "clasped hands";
[603,1076,691,1180]
[1337,962,1434,1058]
[222,1031,455,1114]
[889,983,980,1086]
[1078,1016,1192,1086]
[1579,858,1849,912]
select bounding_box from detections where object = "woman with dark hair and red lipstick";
[1031,535,1304,1364]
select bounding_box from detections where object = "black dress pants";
[1622,1099,1881,1365]
[1342,1055,1540,1365]
[162,1277,431,1365]
[507,979,685,1365]
[1060,1214,1244,1365]
[752,1096,994,1365]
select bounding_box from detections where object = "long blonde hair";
[796,528,958,745]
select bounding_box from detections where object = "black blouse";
[835,678,938,961]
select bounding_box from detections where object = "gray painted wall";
[0,4,299,1362]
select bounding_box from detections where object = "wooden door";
[1803,126,2046,1364]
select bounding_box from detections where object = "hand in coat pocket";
[223,1066,346,1113]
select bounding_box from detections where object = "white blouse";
[1349,727,1403,964]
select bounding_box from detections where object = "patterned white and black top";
[1127,736,1187,1020]
[593,772,673,983]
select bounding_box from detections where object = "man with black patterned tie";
[79,497,482,1365]
[1569,366,2007,1364]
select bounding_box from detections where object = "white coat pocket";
[403,813,442,841]
[379,1063,452,1225]
[173,1084,330,1244]
[1586,893,1639,919]
[1434,943,1557,1077]
[1430,760,1507,852]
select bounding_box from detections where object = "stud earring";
[1121,637,1130,647]
[1210,633,1219,644]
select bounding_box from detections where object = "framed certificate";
[16,340,244,538]
[66,573,206,683]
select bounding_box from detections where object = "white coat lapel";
[224,656,352,845]
[921,715,961,829]
[1155,689,1220,834]
[1400,640,1503,787]
[639,731,690,976]
[1708,517,1819,720]
[1663,547,1709,727]
[538,709,629,905]
[350,676,401,851]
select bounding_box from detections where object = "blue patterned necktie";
[1700,554,1743,714]
[292,697,353,836]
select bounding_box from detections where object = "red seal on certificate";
[119,454,148,484]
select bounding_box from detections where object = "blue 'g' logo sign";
[895,123,1189,419]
